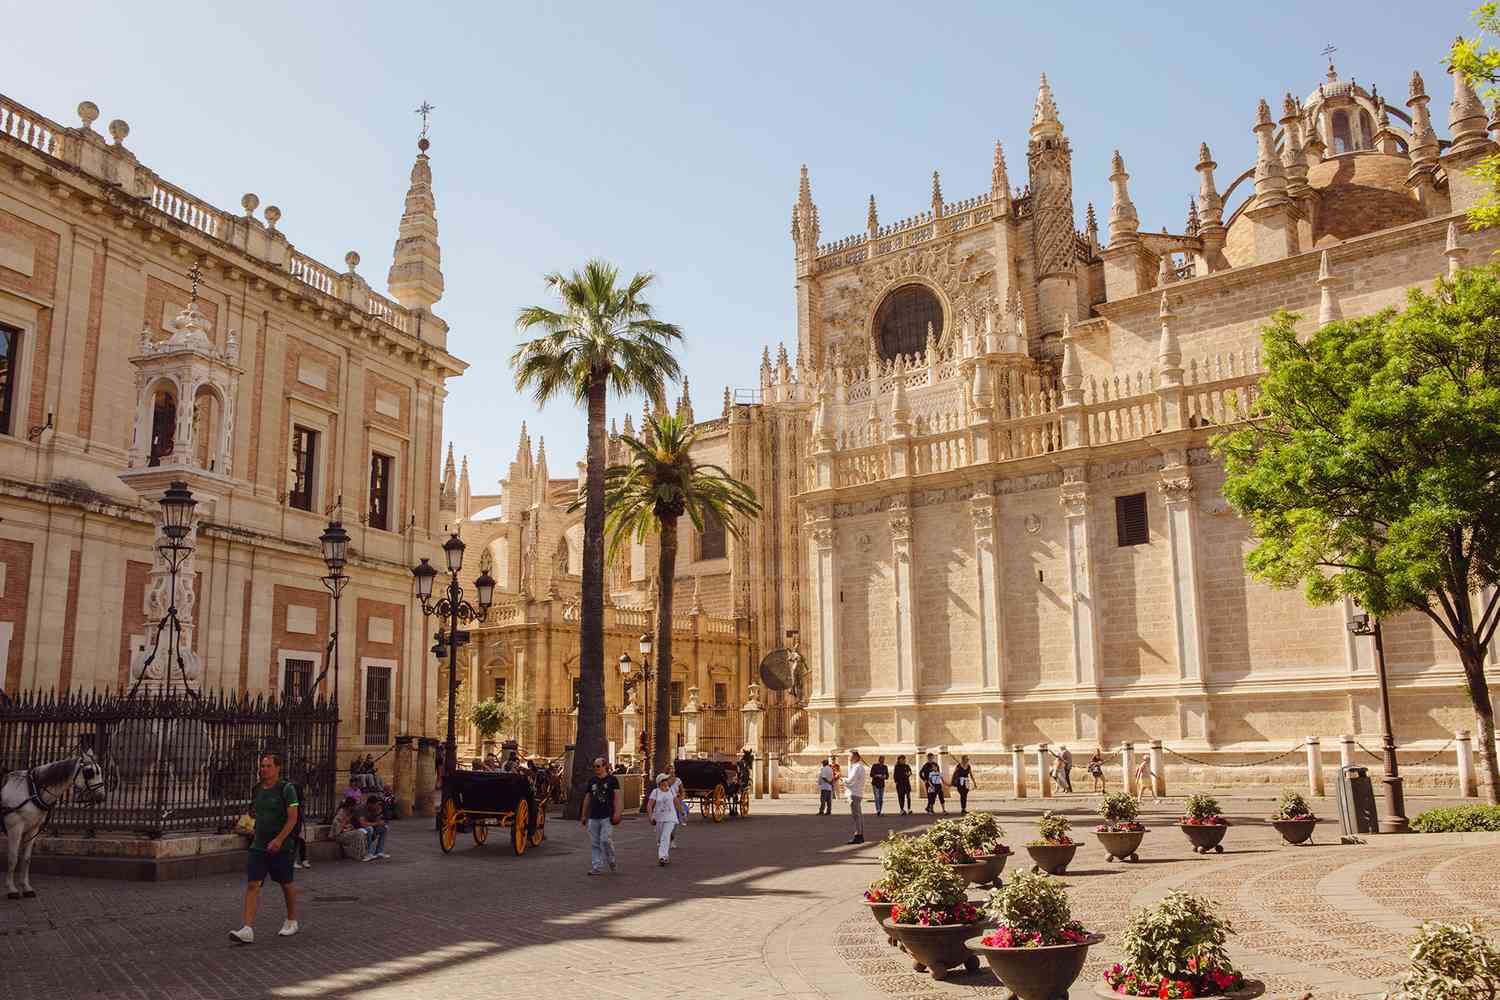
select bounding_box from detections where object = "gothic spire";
[1195,143,1223,229]
[1108,150,1139,245]
[931,170,944,218]
[1031,73,1062,138]
[1252,98,1290,206]
[867,194,879,237]
[1317,250,1342,327]
[387,121,444,310]
[991,140,1011,211]
[1449,59,1490,154]
[1408,72,1440,169]
[792,164,820,256]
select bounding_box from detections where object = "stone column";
[1011,744,1027,798]
[1457,730,1477,798]
[621,702,639,764]
[1059,471,1100,688]
[890,498,918,696]
[393,741,416,818]
[1340,734,1355,770]
[807,506,840,707]
[1157,464,1206,685]
[1034,743,1052,798]
[1121,742,1136,796]
[970,486,1005,698]
[1305,736,1325,797]
[414,739,436,817]
[1149,739,1166,796]
[768,756,780,799]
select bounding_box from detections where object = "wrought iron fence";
[0,689,338,835]
[696,706,744,757]
[533,705,631,759]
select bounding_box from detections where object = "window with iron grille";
[0,324,17,437]
[670,681,684,715]
[289,426,318,511]
[283,658,314,702]
[364,666,391,745]
[368,452,392,530]
[700,507,727,560]
[1115,492,1149,546]
[713,682,728,707]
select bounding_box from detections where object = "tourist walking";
[582,757,621,874]
[844,750,868,844]
[647,773,682,865]
[869,755,889,816]
[951,756,976,814]
[816,758,834,815]
[1050,745,1074,793]
[1133,755,1157,802]
[919,753,946,814]
[1088,749,1106,793]
[893,755,913,815]
[669,770,687,847]
[229,752,301,944]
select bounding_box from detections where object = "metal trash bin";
[1336,765,1379,838]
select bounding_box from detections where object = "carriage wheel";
[711,784,728,823]
[439,797,459,854]
[530,800,546,846]
[472,820,489,846]
[739,786,751,817]
[512,799,529,856]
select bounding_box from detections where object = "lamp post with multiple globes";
[618,632,654,812]
[1347,612,1410,833]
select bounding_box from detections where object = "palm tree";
[513,260,682,819]
[601,409,761,779]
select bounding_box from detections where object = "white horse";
[1,750,106,898]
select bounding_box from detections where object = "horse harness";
[0,767,63,822]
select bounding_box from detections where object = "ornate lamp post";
[312,519,351,703]
[129,481,198,698]
[412,532,495,790]
[1347,612,1410,833]
[619,632,654,812]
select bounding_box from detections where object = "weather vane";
[414,101,436,142]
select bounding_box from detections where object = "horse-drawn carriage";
[438,767,548,855]
[673,756,751,823]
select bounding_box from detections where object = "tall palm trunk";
[652,515,678,780]
[566,375,609,820]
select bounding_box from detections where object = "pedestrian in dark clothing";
[892,755,913,814]
[951,756,976,814]
[869,756,889,815]
[919,753,946,813]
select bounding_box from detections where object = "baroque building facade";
[0,89,464,762]
[465,61,1499,763]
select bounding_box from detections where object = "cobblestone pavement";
[0,794,1490,999]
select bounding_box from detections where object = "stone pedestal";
[1457,730,1477,798]
[393,743,416,818]
[1305,736,1325,796]
[414,740,436,817]
[1034,743,1052,798]
[1011,744,1026,798]
[1149,739,1166,796]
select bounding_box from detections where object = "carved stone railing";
[0,95,64,157]
[150,178,227,240]
[815,197,1001,272]
[911,429,969,475]
[834,447,887,488]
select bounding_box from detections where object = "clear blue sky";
[6,2,1475,496]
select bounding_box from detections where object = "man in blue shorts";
[230,752,301,943]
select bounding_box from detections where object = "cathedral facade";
[463,61,1499,762]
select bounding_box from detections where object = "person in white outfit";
[648,773,683,865]
[844,750,869,844]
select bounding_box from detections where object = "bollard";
[1457,730,1477,798]
[1305,737,1325,797]
[769,757,780,799]
[1035,743,1052,798]
[1339,734,1355,770]
[1011,744,1027,798]
[1149,739,1166,796]
[1121,742,1136,796]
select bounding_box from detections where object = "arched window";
[700,507,726,560]
[148,389,176,467]
[873,284,943,362]
[1356,110,1374,150]
[1331,109,1351,154]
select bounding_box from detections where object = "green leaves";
[1099,791,1140,826]
[1119,891,1236,981]
[1392,920,1500,1000]
[984,870,1074,941]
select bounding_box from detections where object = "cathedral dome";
[1305,152,1424,245]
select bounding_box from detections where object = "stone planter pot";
[967,932,1104,1000]
[1095,828,1147,862]
[1180,822,1229,853]
[951,859,993,887]
[863,899,897,946]
[1271,818,1317,846]
[1025,841,1079,875]
[972,850,1010,885]
[881,918,983,981]
[1095,977,1266,999]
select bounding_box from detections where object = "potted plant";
[961,811,1013,886]
[881,857,984,980]
[1095,791,1148,863]
[1389,919,1500,1000]
[865,832,939,946]
[1178,793,1229,854]
[468,699,504,756]
[1025,810,1079,875]
[1099,891,1258,998]
[965,870,1104,1000]
[1269,789,1318,846]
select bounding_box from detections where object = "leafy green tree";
[599,409,760,779]
[513,260,682,818]
[1216,267,1500,803]
[1452,5,1500,228]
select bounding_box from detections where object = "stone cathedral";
[459,63,1497,765]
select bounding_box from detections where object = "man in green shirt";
[230,752,301,944]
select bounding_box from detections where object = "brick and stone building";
[0,89,465,765]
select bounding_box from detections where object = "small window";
[149,390,176,466]
[369,452,393,531]
[289,426,318,512]
[364,666,392,745]
[670,681,684,715]
[1115,493,1149,546]
[283,658,315,702]
[700,507,727,560]
[0,324,17,436]
[495,676,508,702]
[571,677,582,708]
[713,682,728,707]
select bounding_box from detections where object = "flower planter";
[951,859,993,886]
[972,850,1010,885]
[1179,822,1228,854]
[1095,828,1147,862]
[863,899,898,946]
[1271,818,1316,846]
[1025,841,1079,875]
[967,933,1104,1000]
[881,918,983,981]
[1094,977,1266,999]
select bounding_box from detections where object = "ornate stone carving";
[1156,475,1196,504]
[1098,454,1166,480]
[1024,512,1042,535]
[1186,447,1218,467]
[996,470,1063,495]
[1059,485,1090,518]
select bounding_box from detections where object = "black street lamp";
[1347,612,1410,833]
[412,533,495,793]
[129,481,198,699]
[619,631,654,812]
[311,519,351,704]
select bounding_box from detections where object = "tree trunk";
[1460,645,1499,805]
[652,515,678,781]
[564,376,609,821]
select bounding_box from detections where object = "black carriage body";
[448,769,536,816]
[673,758,734,795]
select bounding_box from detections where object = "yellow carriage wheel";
[739,786,751,817]
[530,801,546,846]
[472,819,488,845]
[439,797,459,854]
[512,798,529,856]
[711,784,728,823]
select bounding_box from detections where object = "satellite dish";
[758,648,794,691]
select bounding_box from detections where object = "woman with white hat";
[647,773,684,865]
